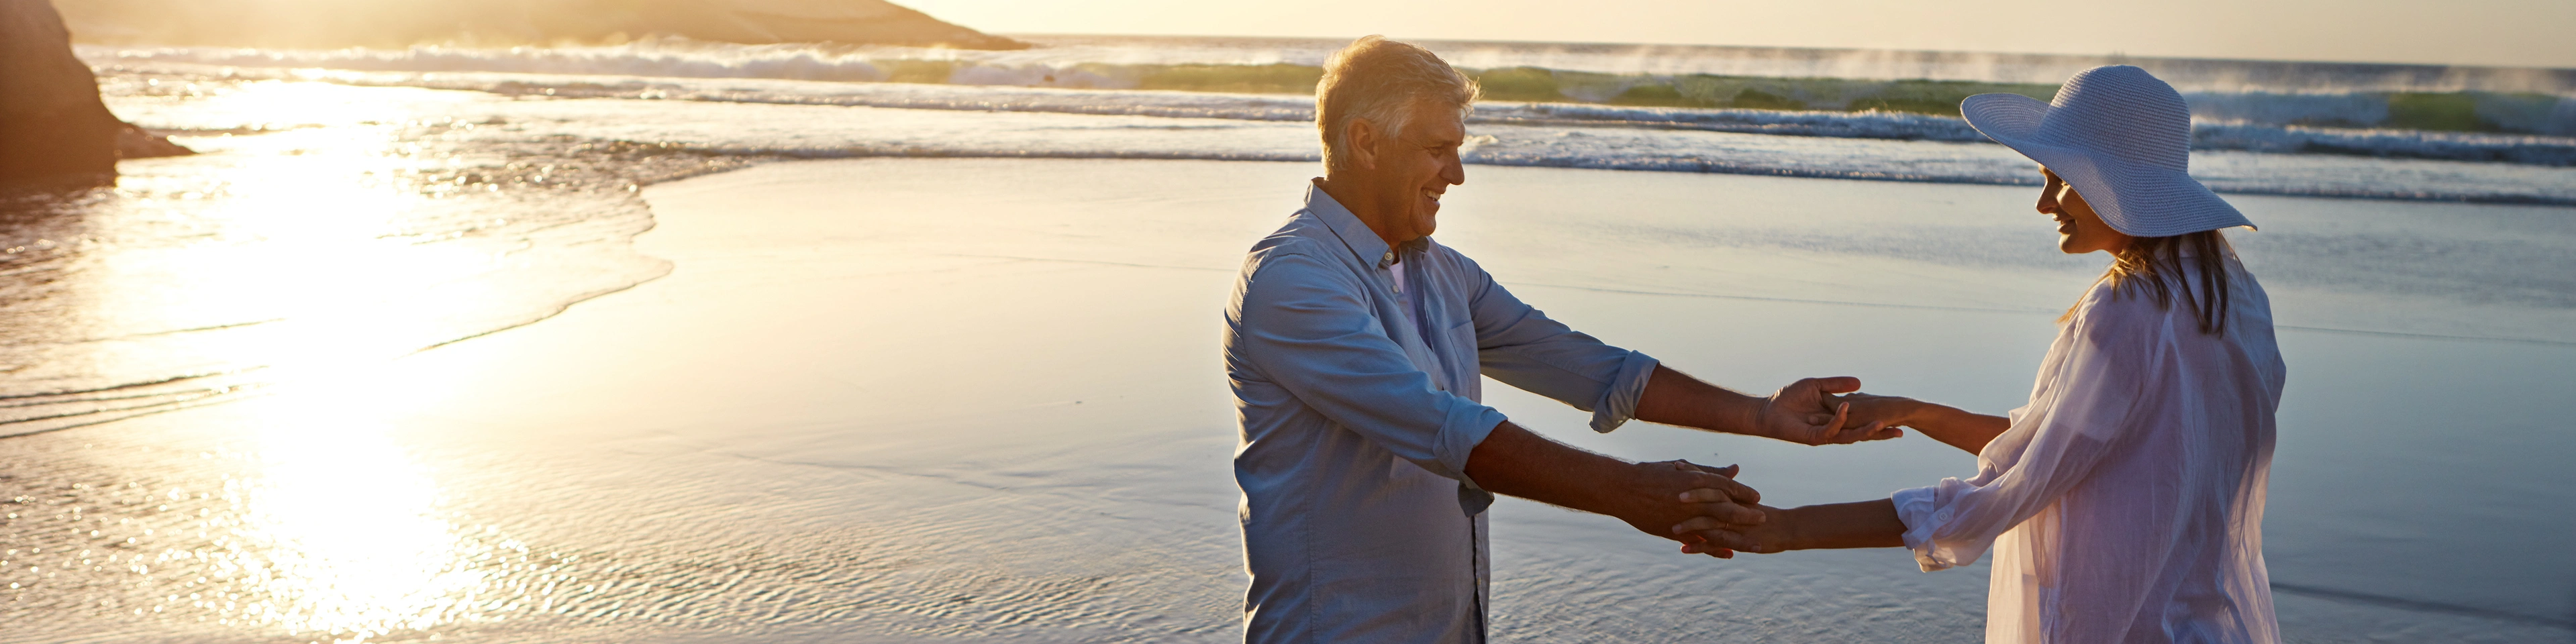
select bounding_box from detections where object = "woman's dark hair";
[2067,229,2237,335]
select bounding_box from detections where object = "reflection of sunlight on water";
[0,78,668,433]
[99,83,568,641]
[156,85,505,637]
[95,132,474,375]
[189,127,500,374]
[145,83,501,372]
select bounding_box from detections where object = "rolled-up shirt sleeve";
[1458,256,1659,433]
[1234,252,1511,484]
[1893,294,2169,572]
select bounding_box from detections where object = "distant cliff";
[0,0,185,184]
[54,0,1028,50]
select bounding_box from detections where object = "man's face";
[1368,101,1468,244]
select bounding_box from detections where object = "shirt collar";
[1305,180,1425,270]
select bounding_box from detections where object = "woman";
[1677,65,2288,643]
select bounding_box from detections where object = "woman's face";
[2038,168,2133,254]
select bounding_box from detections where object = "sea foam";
[78,39,2576,165]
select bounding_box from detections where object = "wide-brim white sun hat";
[1961,65,2255,237]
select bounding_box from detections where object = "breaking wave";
[77,36,2576,166]
[89,48,2576,170]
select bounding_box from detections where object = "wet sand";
[3,158,2571,643]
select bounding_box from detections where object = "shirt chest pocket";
[1440,318,1482,400]
[1444,319,1477,352]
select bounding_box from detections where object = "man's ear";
[1344,117,1381,171]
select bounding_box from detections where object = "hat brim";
[1961,93,2255,237]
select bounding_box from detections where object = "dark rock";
[56,0,1028,50]
[0,0,120,182]
[0,0,189,185]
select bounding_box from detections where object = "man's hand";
[1824,391,1926,429]
[1673,498,1794,555]
[1606,460,1763,558]
[1465,423,1771,557]
[1823,392,2010,455]
[1673,494,1911,553]
[1755,376,1903,445]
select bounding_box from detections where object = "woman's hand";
[1831,393,2012,455]
[1826,392,1927,431]
[1614,460,1766,557]
[1757,378,1903,445]
[1673,492,1793,555]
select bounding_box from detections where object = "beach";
[3,156,2570,643]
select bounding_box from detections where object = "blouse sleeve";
[1891,288,2176,572]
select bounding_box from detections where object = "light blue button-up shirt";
[1224,182,1662,644]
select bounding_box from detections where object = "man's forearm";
[1632,364,1763,435]
[1463,419,1763,544]
[1463,420,1642,514]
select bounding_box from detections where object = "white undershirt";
[1387,257,1416,331]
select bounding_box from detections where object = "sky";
[897,0,2576,69]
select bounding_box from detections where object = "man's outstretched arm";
[1452,256,1895,445]
[1632,365,1901,445]
[1464,420,1767,555]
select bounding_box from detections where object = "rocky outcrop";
[54,0,1027,50]
[655,0,1027,50]
[0,0,188,184]
[1,0,121,182]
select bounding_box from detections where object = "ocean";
[0,34,2571,643]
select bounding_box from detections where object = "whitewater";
[79,35,2576,198]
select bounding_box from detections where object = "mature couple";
[1221,37,2285,644]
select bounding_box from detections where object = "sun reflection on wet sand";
[0,370,613,644]
[179,389,499,641]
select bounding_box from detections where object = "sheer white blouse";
[1892,256,2287,644]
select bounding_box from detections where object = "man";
[1222,36,1896,643]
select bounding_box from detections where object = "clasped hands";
[1624,378,1918,557]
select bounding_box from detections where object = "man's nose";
[1442,153,1466,186]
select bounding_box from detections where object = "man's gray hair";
[1316,36,1480,172]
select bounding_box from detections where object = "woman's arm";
[1841,394,2010,455]
[1674,498,1905,553]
